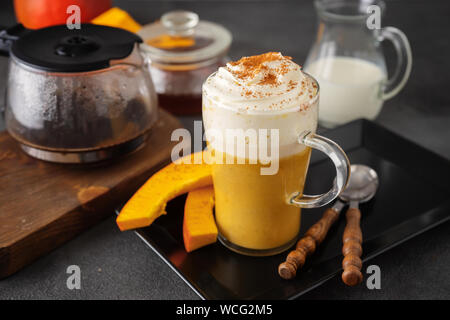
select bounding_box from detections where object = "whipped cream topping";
[203,52,317,114]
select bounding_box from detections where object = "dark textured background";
[0,0,449,299]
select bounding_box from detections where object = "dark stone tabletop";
[0,0,449,299]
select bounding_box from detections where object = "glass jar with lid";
[138,11,232,115]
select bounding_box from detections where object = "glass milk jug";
[304,0,412,128]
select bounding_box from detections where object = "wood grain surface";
[0,110,182,279]
[341,207,363,286]
[278,207,340,279]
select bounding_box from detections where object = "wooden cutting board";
[0,110,182,279]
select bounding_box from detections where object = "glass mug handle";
[378,26,413,100]
[289,131,350,209]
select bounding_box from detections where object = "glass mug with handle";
[202,53,350,256]
[304,0,412,128]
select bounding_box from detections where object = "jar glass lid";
[138,11,232,64]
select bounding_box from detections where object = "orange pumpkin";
[183,186,217,252]
[14,0,111,29]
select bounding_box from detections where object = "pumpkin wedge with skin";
[91,7,142,33]
[116,152,212,231]
[183,186,217,252]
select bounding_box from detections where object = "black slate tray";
[125,119,450,300]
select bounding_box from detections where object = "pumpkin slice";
[116,151,212,231]
[91,7,141,33]
[146,35,195,50]
[183,186,217,252]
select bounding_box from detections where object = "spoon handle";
[278,207,340,279]
[342,207,363,286]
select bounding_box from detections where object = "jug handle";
[378,26,412,100]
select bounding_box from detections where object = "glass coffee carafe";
[1,24,158,163]
[304,0,412,128]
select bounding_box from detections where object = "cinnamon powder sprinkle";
[227,52,293,86]
[259,72,277,85]
[287,80,297,91]
[223,52,314,112]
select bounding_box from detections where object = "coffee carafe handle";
[0,24,28,57]
[378,26,412,100]
[289,131,350,209]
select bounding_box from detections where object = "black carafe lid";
[11,24,142,72]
